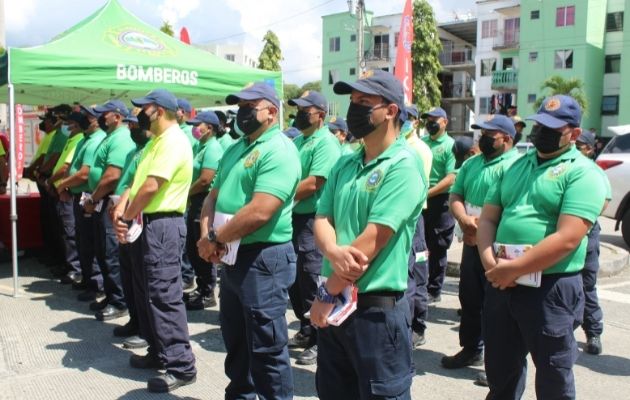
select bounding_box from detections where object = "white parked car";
[596,132,630,246]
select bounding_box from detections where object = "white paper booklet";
[79,192,104,212]
[326,285,358,326]
[493,243,541,288]
[455,202,483,242]
[213,212,240,266]
[125,213,143,243]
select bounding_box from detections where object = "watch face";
[317,285,327,301]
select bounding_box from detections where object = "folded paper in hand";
[493,243,541,288]
[326,285,358,326]
[213,212,240,266]
[79,192,104,213]
[126,213,143,243]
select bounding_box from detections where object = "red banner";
[15,104,25,179]
[180,27,191,45]
[394,0,414,104]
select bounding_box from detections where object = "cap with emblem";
[93,100,129,116]
[288,90,328,113]
[333,69,405,115]
[526,95,581,129]
[471,114,516,137]
[226,82,280,108]
[131,88,179,112]
[328,116,348,132]
[421,106,447,119]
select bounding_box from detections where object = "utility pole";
[0,0,7,130]
[356,0,365,75]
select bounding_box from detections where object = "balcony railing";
[366,44,390,61]
[439,47,474,66]
[491,70,518,90]
[492,30,520,50]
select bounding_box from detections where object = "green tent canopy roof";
[1,0,282,107]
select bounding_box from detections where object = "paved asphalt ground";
[0,216,629,399]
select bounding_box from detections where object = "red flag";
[15,105,25,179]
[180,27,191,44]
[394,0,414,104]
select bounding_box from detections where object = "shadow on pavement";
[576,347,630,376]
[292,365,317,397]
[118,389,202,400]
[413,347,484,383]
[189,328,226,354]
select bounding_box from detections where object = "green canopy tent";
[3,0,283,296]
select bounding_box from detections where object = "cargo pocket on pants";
[250,307,288,354]
[147,265,182,304]
[370,371,412,398]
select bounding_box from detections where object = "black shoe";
[51,266,68,278]
[77,290,104,302]
[123,335,149,349]
[95,305,128,321]
[296,345,317,365]
[441,349,483,369]
[288,332,311,349]
[475,372,488,387]
[60,272,82,285]
[148,373,196,393]
[412,332,426,348]
[586,336,602,355]
[72,280,89,290]
[457,308,462,317]
[182,280,196,293]
[113,322,138,337]
[129,353,163,369]
[185,292,217,310]
[89,298,109,311]
[428,294,442,304]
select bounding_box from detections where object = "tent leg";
[8,83,19,298]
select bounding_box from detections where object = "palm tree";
[533,76,588,115]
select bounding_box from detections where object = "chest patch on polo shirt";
[547,162,569,179]
[366,169,384,191]
[434,146,445,155]
[244,149,260,168]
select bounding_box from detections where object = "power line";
[202,0,336,43]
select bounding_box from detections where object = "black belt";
[143,211,184,222]
[238,241,285,253]
[357,291,404,309]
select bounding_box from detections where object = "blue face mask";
[401,120,413,133]
[60,124,71,136]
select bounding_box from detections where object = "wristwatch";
[117,216,133,228]
[207,229,223,245]
[317,284,337,304]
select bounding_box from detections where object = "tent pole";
[7,49,19,298]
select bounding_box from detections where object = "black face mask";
[236,105,263,136]
[478,135,499,158]
[532,125,566,154]
[137,109,157,132]
[97,115,108,132]
[130,128,149,147]
[38,121,46,131]
[293,110,313,131]
[346,102,382,139]
[426,120,441,136]
[513,132,522,145]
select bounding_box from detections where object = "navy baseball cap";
[93,100,129,116]
[177,98,193,113]
[452,136,474,159]
[526,95,581,129]
[79,105,100,118]
[288,90,328,112]
[131,88,179,112]
[512,115,527,127]
[38,111,56,121]
[471,114,516,137]
[576,130,596,147]
[123,115,138,124]
[66,112,88,126]
[328,116,348,132]
[421,106,447,119]
[283,127,300,139]
[226,82,280,108]
[406,105,419,119]
[333,69,405,113]
[187,111,220,127]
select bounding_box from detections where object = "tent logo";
[119,31,164,51]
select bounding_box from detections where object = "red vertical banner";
[15,104,25,180]
[395,0,414,104]
[180,27,191,45]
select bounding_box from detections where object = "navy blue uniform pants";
[119,242,137,328]
[405,215,429,334]
[458,244,486,352]
[483,273,584,400]
[94,204,125,308]
[185,193,217,295]
[423,193,455,298]
[289,213,322,342]
[55,197,80,275]
[582,221,603,337]
[73,196,103,291]
[139,215,196,378]
[38,183,65,264]
[316,294,413,400]
[220,242,296,400]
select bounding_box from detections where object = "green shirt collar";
[352,138,405,168]
[526,145,579,168]
[247,124,280,145]
[485,147,518,167]
[427,131,448,143]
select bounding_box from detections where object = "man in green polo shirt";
[82,99,135,322]
[477,95,607,399]
[196,82,300,399]
[442,114,519,374]
[116,88,196,393]
[57,106,106,302]
[421,106,456,303]
[310,70,425,399]
[286,90,341,365]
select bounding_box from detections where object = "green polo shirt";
[52,133,84,186]
[33,130,55,160]
[451,148,520,208]
[422,132,456,187]
[485,146,607,275]
[68,130,107,194]
[0,140,5,157]
[115,145,145,195]
[43,129,68,163]
[180,123,198,151]
[88,125,135,191]
[218,134,237,151]
[317,139,426,293]
[292,126,341,214]
[192,136,224,185]
[341,142,361,156]
[130,125,193,214]
[212,124,301,244]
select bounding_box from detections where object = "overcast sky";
[5,0,476,84]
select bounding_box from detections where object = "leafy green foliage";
[257,30,282,72]
[159,21,174,37]
[411,0,442,114]
[533,76,588,115]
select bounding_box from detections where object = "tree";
[300,80,321,93]
[533,75,588,115]
[258,30,282,72]
[411,0,443,114]
[159,21,174,37]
